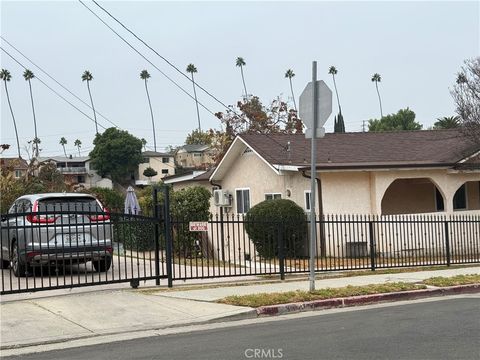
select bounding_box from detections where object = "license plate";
[51,233,91,245]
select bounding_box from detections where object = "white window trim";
[264,193,282,200]
[235,188,251,214]
[304,190,312,212]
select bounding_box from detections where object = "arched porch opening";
[381,178,445,215]
[453,181,480,211]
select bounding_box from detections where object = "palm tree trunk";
[4,81,21,158]
[289,78,297,112]
[86,81,99,134]
[27,79,39,157]
[77,147,81,156]
[144,80,157,152]
[375,82,383,118]
[240,66,248,99]
[191,74,201,131]
[332,75,342,114]
[62,145,68,168]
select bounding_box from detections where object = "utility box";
[345,241,368,258]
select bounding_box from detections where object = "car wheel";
[11,242,27,277]
[92,256,112,272]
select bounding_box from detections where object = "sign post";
[299,62,332,292]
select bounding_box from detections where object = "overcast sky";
[1,1,478,159]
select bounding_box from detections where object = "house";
[164,129,480,262]
[175,144,215,169]
[36,156,112,189]
[206,129,480,216]
[0,157,28,179]
[135,151,175,186]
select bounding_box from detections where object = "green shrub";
[85,187,124,212]
[245,199,307,259]
[112,215,159,252]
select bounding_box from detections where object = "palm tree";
[186,63,201,131]
[0,69,21,158]
[23,69,40,158]
[81,70,98,135]
[236,57,248,99]
[59,137,68,167]
[74,139,82,156]
[140,70,157,152]
[328,66,342,114]
[434,116,460,129]
[371,73,383,118]
[284,69,297,112]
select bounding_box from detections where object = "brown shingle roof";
[239,129,479,169]
[0,157,28,170]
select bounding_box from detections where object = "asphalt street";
[4,296,479,360]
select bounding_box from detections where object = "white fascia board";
[276,165,300,172]
[163,171,205,184]
[458,149,480,163]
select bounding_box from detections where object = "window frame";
[161,169,169,174]
[235,188,251,214]
[264,193,282,201]
[304,190,312,212]
[162,157,170,163]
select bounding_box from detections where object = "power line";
[90,0,240,118]
[1,36,120,129]
[1,46,109,131]
[78,0,217,118]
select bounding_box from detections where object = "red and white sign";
[189,221,208,232]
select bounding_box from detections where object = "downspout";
[210,179,225,261]
[301,170,326,258]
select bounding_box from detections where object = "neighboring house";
[163,168,214,191]
[36,156,112,189]
[135,151,175,186]
[0,157,28,179]
[175,144,215,169]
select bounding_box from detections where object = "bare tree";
[451,57,480,144]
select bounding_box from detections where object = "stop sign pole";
[309,61,318,292]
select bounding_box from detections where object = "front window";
[304,191,311,212]
[265,193,282,201]
[236,189,250,214]
[142,157,149,164]
[161,169,169,174]
[14,170,22,178]
[162,157,170,163]
[453,184,467,210]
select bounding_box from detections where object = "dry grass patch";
[423,274,480,287]
[218,282,426,308]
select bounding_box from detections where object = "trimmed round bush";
[245,199,307,259]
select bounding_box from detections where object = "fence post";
[153,187,161,286]
[278,223,285,280]
[369,219,376,271]
[444,220,451,267]
[164,186,174,287]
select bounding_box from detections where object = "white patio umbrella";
[124,186,141,215]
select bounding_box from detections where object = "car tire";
[11,242,27,277]
[92,256,112,272]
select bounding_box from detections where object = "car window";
[37,197,102,212]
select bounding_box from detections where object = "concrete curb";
[256,284,480,316]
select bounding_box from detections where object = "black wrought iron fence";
[1,190,478,295]
[168,213,479,281]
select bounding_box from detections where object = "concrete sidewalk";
[1,266,479,350]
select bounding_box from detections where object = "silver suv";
[0,193,112,277]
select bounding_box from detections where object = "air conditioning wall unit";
[213,189,232,207]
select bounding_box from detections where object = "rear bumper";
[24,247,112,266]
